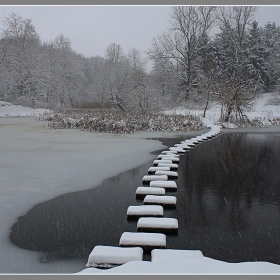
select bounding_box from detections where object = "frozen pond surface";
[0,117,178,273]
[9,129,280,273]
[9,136,185,273]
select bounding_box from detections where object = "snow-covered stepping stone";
[193,137,204,142]
[158,163,178,171]
[144,195,177,208]
[174,144,191,150]
[161,152,180,157]
[142,175,168,184]
[155,170,178,179]
[168,147,185,153]
[127,205,164,219]
[148,166,170,174]
[136,186,165,199]
[175,143,191,147]
[157,154,179,160]
[161,153,180,157]
[157,155,180,162]
[151,249,204,263]
[190,138,200,142]
[86,245,143,268]
[153,159,173,166]
[196,135,209,140]
[150,180,177,191]
[161,150,178,154]
[119,232,166,250]
[181,141,196,147]
[203,133,214,139]
[137,217,178,234]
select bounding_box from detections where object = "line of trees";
[1,7,280,121]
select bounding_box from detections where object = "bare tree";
[102,43,129,111]
[148,6,216,101]
[217,75,256,122]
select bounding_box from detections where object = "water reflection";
[9,132,280,268]
[169,132,280,264]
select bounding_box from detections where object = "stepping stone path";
[85,125,222,268]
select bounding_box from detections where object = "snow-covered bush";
[39,108,206,134]
[217,116,280,128]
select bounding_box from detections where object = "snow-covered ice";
[0,116,170,273]
[86,245,143,268]
[119,232,166,249]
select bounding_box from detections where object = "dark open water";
[10,132,280,271]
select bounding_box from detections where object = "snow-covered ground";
[0,100,51,117]
[1,95,280,274]
[164,92,280,128]
[78,249,280,274]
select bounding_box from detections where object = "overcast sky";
[0,6,280,59]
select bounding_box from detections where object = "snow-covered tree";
[1,13,41,107]
[212,6,257,121]
[261,22,280,91]
[148,6,216,101]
